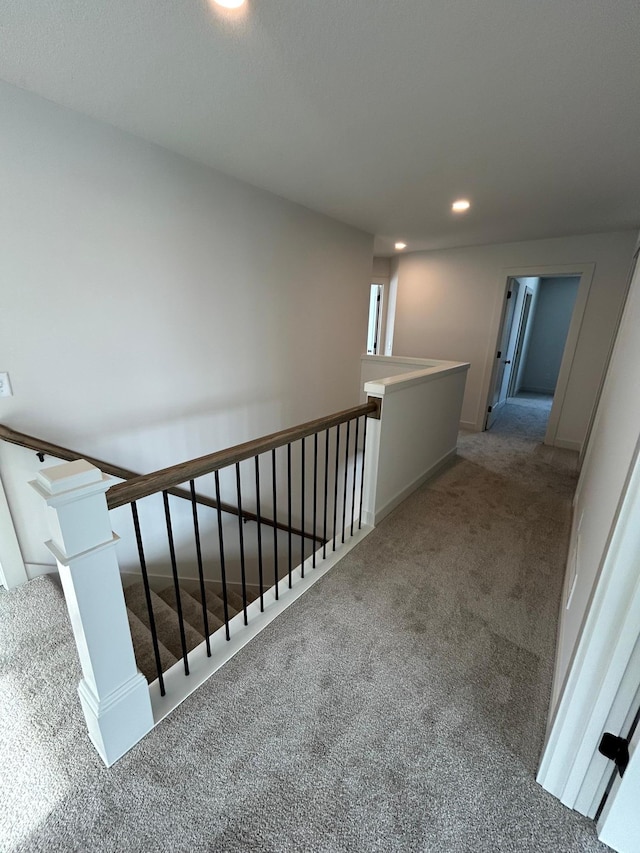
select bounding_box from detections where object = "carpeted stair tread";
[223,586,260,603]
[157,586,224,636]
[209,584,251,613]
[123,582,204,659]
[244,587,261,603]
[188,586,239,622]
[126,608,178,682]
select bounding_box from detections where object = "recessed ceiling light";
[395,242,407,250]
[452,199,471,213]
[213,0,246,8]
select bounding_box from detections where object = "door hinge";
[487,405,493,413]
[507,290,512,299]
[598,732,630,777]
[496,351,502,358]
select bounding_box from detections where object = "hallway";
[1,404,608,852]
[501,391,554,435]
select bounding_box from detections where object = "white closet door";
[598,724,640,852]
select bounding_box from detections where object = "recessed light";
[452,199,471,213]
[213,0,246,8]
[395,242,407,250]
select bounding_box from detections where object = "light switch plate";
[0,372,13,397]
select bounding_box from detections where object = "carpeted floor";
[509,392,554,412]
[1,399,610,852]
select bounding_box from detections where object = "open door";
[507,287,534,397]
[597,701,640,852]
[485,278,519,429]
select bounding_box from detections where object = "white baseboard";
[25,562,57,579]
[374,447,457,525]
[551,438,582,452]
[520,386,555,395]
[546,503,576,741]
[459,420,477,431]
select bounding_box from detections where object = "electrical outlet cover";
[0,372,13,397]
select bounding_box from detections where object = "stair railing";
[0,423,317,544]
[29,398,380,766]
[105,399,380,691]
[26,359,469,766]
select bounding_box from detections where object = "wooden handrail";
[0,422,320,541]
[106,399,380,510]
[0,422,150,482]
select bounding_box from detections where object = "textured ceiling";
[2,0,640,254]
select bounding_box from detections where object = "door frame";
[370,276,389,356]
[367,283,384,355]
[481,263,595,448]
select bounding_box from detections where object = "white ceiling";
[2,0,640,255]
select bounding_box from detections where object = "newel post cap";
[31,459,113,505]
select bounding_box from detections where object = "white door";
[486,279,519,429]
[598,711,640,852]
[508,287,533,397]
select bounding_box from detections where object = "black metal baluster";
[214,471,231,640]
[189,479,211,657]
[342,420,350,544]
[332,424,341,551]
[130,502,165,696]
[350,417,360,536]
[322,429,330,559]
[300,437,305,578]
[162,491,190,675]
[255,455,264,611]
[312,433,318,568]
[287,443,292,589]
[359,415,369,529]
[272,448,279,600]
[235,463,248,625]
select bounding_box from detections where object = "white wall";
[390,232,638,443]
[372,257,391,280]
[383,257,400,357]
[553,243,640,708]
[0,469,27,588]
[521,276,580,394]
[362,362,469,525]
[0,81,373,571]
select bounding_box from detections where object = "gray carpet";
[509,392,554,412]
[1,400,609,852]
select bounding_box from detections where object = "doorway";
[485,274,581,438]
[366,283,384,355]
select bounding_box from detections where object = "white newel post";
[30,459,154,766]
[361,394,383,528]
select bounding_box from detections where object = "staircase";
[14,397,386,766]
[124,581,261,683]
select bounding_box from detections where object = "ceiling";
[2,0,640,255]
